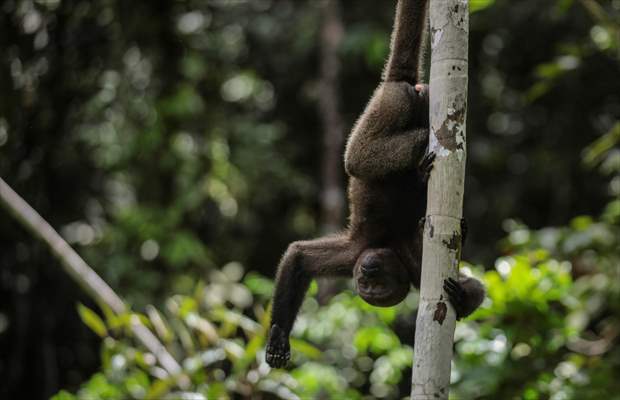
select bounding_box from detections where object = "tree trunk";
[410,1,469,399]
[317,0,346,304]
[318,0,345,233]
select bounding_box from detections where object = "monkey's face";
[353,248,410,307]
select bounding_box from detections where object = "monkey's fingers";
[266,325,291,368]
[418,152,436,183]
[418,151,435,170]
[266,347,290,368]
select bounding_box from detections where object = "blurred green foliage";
[52,127,620,397]
[50,198,620,399]
[0,0,619,398]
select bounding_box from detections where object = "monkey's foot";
[266,324,290,368]
[461,218,468,247]
[418,152,436,183]
[443,278,466,320]
[418,217,426,233]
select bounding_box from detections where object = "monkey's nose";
[361,259,381,277]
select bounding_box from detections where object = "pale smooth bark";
[0,178,183,379]
[411,1,469,399]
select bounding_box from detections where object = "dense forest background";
[1,0,619,399]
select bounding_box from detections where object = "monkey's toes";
[460,218,468,246]
[443,278,465,320]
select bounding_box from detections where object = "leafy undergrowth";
[53,205,620,400]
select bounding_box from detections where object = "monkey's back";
[347,173,426,246]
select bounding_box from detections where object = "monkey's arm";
[345,128,428,180]
[267,235,358,368]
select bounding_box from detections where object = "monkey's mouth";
[357,278,392,298]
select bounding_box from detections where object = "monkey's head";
[353,248,410,307]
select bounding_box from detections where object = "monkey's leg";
[443,276,485,320]
[345,128,429,180]
[266,235,358,368]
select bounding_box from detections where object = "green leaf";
[582,122,620,168]
[145,378,174,400]
[353,326,400,354]
[470,0,495,13]
[77,303,108,338]
[243,272,275,297]
[206,383,228,400]
[50,390,76,400]
[100,303,121,331]
[571,216,593,231]
[289,338,322,360]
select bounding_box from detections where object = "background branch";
[0,178,183,379]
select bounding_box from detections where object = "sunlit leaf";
[243,272,275,297]
[289,338,321,360]
[77,303,108,338]
[145,378,174,400]
[50,390,76,400]
[470,0,495,13]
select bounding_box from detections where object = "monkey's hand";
[417,151,435,183]
[266,324,290,368]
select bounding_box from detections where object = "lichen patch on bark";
[431,27,444,49]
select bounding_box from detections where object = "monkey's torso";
[347,172,426,247]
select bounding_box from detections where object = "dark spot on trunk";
[442,231,461,251]
[435,98,465,152]
[433,301,447,324]
[428,221,434,238]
